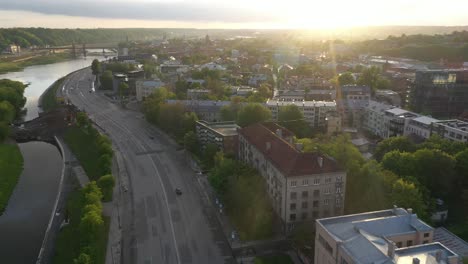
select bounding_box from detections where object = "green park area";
[40,77,65,112]
[0,53,72,74]
[254,254,294,264]
[0,144,23,214]
[53,182,110,264]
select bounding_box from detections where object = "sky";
[1,0,468,29]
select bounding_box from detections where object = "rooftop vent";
[317,156,323,168]
[412,258,420,264]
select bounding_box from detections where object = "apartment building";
[404,116,439,139]
[315,208,461,264]
[195,121,239,156]
[265,99,337,128]
[238,123,346,232]
[411,69,468,118]
[135,79,164,101]
[336,85,371,127]
[431,120,468,143]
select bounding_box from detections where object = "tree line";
[0,79,27,142]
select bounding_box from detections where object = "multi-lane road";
[62,68,233,264]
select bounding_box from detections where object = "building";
[232,86,257,97]
[315,207,461,264]
[275,89,335,102]
[199,62,226,71]
[3,44,20,54]
[112,73,127,93]
[325,111,342,135]
[187,89,210,100]
[136,79,165,101]
[166,100,230,122]
[337,85,371,127]
[195,121,239,156]
[404,116,439,139]
[159,60,189,74]
[431,120,468,143]
[248,74,268,87]
[238,123,346,232]
[376,89,402,107]
[266,99,337,128]
[411,70,468,118]
[385,108,419,138]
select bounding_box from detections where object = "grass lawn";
[64,126,102,180]
[53,187,110,264]
[0,144,24,214]
[0,53,72,74]
[41,77,65,112]
[254,254,294,264]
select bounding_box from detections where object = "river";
[0,54,109,263]
[0,141,63,264]
[0,54,107,121]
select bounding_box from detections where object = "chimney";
[295,143,303,151]
[387,241,396,257]
[266,142,271,151]
[317,156,323,168]
[412,258,420,264]
[276,129,282,138]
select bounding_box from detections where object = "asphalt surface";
[63,68,233,264]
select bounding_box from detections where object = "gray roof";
[434,227,468,257]
[411,116,439,125]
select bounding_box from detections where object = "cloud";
[0,0,280,23]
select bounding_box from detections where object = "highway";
[62,68,233,264]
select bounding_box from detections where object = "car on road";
[175,188,182,195]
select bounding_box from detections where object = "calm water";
[0,55,105,121]
[0,141,63,264]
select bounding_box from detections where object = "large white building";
[431,120,468,143]
[239,123,346,232]
[265,99,337,128]
[315,208,461,264]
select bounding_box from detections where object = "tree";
[99,70,113,90]
[118,82,129,99]
[390,179,428,219]
[76,112,89,128]
[80,209,104,239]
[73,253,92,264]
[97,174,115,201]
[237,103,272,127]
[278,104,310,138]
[183,131,199,154]
[356,66,381,92]
[142,87,175,124]
[257,83,272,99]
[0,101,15,123]
[374,136,415,161]
[455,149,468,186]
[202,143,219,169]
[91,59,101,76]
[98,154,112,176]
[0,122,9,142]
[338,72,355,86]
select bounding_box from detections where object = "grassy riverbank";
[0,144,24,214]
[0,53,72,74]
[52,186,110,264]
[40,77,65,112]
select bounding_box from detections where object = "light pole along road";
[63,68,233,264]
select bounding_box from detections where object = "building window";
[290,192,297,200]
[301,212,308,220]
[423,240,429,244]
[313,200,319,208]
[291,181,297,187]
[290,203,296,210]
[290,214,296,221]
[302,179,309,186]
[396,242,403,248]
[302,191,308,198]
[313,190,320,197]
[336,187,342,194]
[424,233,430,238]
[325,188,331,195]
[302,201,308,209]
[325,177,332,184]
[324,199,329,205]
[336,176,343,182]
[407,240,413,247]
[313,178,320,185]
[336,198,342,207]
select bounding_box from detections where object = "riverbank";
[39,77,65,112]
[0,143,24,214]
[0,53,73,74]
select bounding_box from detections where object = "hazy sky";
[1,0,468,29]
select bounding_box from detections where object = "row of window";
[290,188,342,200]
[290,176,340,187]
[290,198,342,211]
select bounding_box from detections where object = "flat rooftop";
[196,121,239,136]
[266,99,336,107]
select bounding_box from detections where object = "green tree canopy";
[91,59,101,75]
[374,136,416,161]
[278,104,310,138]
[338,72,355,86]
[99,70,113,90]
[236,103,271,127]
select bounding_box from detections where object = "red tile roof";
[239,123,342,177]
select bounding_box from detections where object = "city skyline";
[1,0,468,29]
